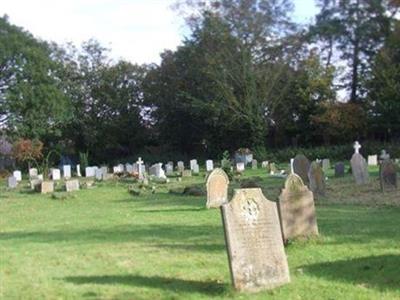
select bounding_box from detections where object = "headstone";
[293,154,310,184]
[126,163,134,174]
[65,179,80,192]
[95,168,103,180]
[380,149,390,162]
[321,159,330,173]
[308,161,326,197]
[76,164,82,177]
[236,162,245,172]
[118,163,124,173]
[279,174,318,241]
[113,166,120,174]
[289,158,294,174]
[182,169,192,177]
[13,170,22,182]
[334,162,345,177]
[252,159,258,170]
[269,163,277,175]
[41,181,54,194]
[190,159,198,171]
[63,165,71,179]
[29,168,38,178]
[193,164,200,174]
[350,153,369,185]
[85,167,97,178]
[100,166,108,175]
[7,176,17,189]
[37,174,44,181]
[368,155,378,166]
[379,160,397,192]
[206,168,229,209]
[51,169,61,180]
[166,163,174,176]
[221,188,290,292]
[206,160,214,172]
[149,163,166,179]
[177,161,184,173]
[135,157,144,180]
[30,178,42,190]
[261,161,269,169]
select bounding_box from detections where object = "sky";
[1,0,318,65]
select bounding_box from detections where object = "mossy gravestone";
[308,161,326,197]
[221,188,290,292]
[279,174,318,242]
[206,168,229,209]
[379,160,397,192]
[293,154,310,184]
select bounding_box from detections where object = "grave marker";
[206,168,229,209]
[66,179,80,192]
[293,154,310,184]
[379,160,397,192]
[308,161,326,197]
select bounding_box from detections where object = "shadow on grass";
[63,274,227,296]
[134,208,204,213]
[304,254,400,291]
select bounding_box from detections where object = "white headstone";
[368,155,378,166]
[95,168,103,180]
[85,166,96,177]
[236,162,245,172]
[29,168,38,178]
[7,176,18,188]
[63,165,71,179]
[51,169,61,180]
[13,170,22,181]
[206,160,214,172]
[177,161,184,172]
[190,159,198,171]
[290,158,294,174]
[126,163,134,174]
[76,164,82,177]
[166,163,174,175]
[137,157,144,180]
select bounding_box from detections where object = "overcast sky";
[1,0,318,64]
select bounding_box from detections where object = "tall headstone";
[166,163,174,176]
[66,179,80,192]
[221,188,290,292]
[177,161,184,173]
[379,160,397,192]
[190,159,198,171]
[193,164,200,174]
[29,168,38,178]
[51,169,61,180]
[334,162,345,177]
[321,159,330,173]
[252,159,258,170]
[7,176,17,189]
[368,155,378,166]
[137,157,144,180]
[63,165,71,179]
[279,174,318,241]
[236,162,245,172]
[308,162,326,197]
[76,164,82,177]
[350,142,368,185]
[293,154,310,184]
[13,170,22,182]
[206,160,214,172]
[206,168,229,209]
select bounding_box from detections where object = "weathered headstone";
[321,159,330,173]
[236,162,245,172]
[149,163,167,179]
[29,168,38,178]
[30,178,42,190]
[126,163,134,174]
[182,169,192,177]
[7,176,17,189]
[95,168,103,180]
[66,179,80,192]
[379,160,397,192]
[206,168,229,209]
[293,154,310,184]
[379,149,390,162]
[85,167,96,178]
[41,181,54,194]
[190,159,198,171]
[177,161,184,173]
[193,164,200,174]
[221,188,290,292]
[261,161,269,169]
[334,162,345,177]
[350,154,369,185]
[13,170,22,182]
[166,163,174,176]
[51,169,61,180]
[63,165,71,179]
[269,163,277,175]
[279,174,318,241]
[206,160,214,172]
[252,159,258,170]
[308,161,326,197]
[368,155,378,166]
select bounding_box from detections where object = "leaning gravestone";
[308,161,326,197]
[279,174,318,241]
[7,176,18,189]
[293,154,310,184]
[206,168,229,209]
[334,162,345,177]
[350,154,369,185]
[221,188,290,292]
[379,160,397,192]
[66,179,80,192]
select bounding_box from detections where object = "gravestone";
[190,159,198,171]
[76,164,82,177]
[51,169,61,180]
[278,174,318,241]
[95,168,103,180]
[321,159,330,173]
[252,159,258,170]
[193,164,200,174]
[30,178,42,190]
[177,161,184,173]
[269,163,277,175]
[221,188,290,292]
[350,154,369,185]
[206,168,229,209]
[379,160,397,192]
[66,179,80,192]
[126,163,134,174]
[293,154,310,184]
[37,174,44,181]
[13,170,22,182]
[85,167,96,178]
[7,176,17,189]
[29,168,38,178]
[261,161,269,168]
[166,163,174,176]
[289,158,294,174]
[334,162,345,177]
[368,155,378,166]
[149,163,167,178]
[182,169,192,177]
[379,149,390,162]
[206,160,214,172]
[118,164,124,173]
[100,166,108,176]
[308,161,326,197]
[236,162,245,172]
[63,165,71,179]
[41,181,54,194]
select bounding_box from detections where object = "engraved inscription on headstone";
[206,168,229,209]
[221,188,290,292]
[279,174,318,241]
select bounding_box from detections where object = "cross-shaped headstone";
[137,157,144,180]
[353,141,361,154]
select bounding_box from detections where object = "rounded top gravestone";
[308,161,326,197]
[206,168,229,209]
[293,154,311,184]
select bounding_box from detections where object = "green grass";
[0,167,399,299]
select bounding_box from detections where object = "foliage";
[0,136,12,156]
[12,138,43,163]
[79,151,89,176]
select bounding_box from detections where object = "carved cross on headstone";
[353,141,361,154]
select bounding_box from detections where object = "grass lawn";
[0,166,399,299]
